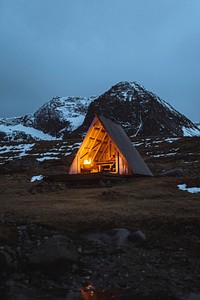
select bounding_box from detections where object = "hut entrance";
[77,122,120,174]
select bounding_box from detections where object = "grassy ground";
[0,136,200,298]
[0,136,199,255]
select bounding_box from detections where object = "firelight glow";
[83,159,92,165]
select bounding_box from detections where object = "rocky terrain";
[74,82,200,138]
[0,96,95,141]
[0,136,200,299]
[0,82,199,141]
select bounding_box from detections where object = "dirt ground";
[0,136,200,299]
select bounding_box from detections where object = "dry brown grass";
[0,137,199,252]
[0,175,199,233]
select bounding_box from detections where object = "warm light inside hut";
[83,158,92,165]
[68,115,153,176]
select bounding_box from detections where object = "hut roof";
[97,115,153,176]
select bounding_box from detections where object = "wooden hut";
[69,115,152,176]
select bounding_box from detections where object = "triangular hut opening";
[69,115,153,176]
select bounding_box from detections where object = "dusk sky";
[0,0,200,121]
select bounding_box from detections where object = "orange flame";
[83,159,92,165]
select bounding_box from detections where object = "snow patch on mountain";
[53,96,95,128]
[182,126,200,137]
[34,96,97,136]
[194,122,200,130]
[0,124,57,141]
[61,96,97,130]
[0,117,22,126]
[0,114,35,127]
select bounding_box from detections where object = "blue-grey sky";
[0,0,200,121]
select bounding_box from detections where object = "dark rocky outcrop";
[1,158,39,173]
[0,246,18,278]
[33,96,95,137]
[73,81,200,138]
[86,228,130,248]
[86,228,146,248]
[128,230,146,243]
[33,97,71,137]
[160,168,184,177]
[28,235,79,272]
[0,218,200,300]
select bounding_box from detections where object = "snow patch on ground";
[0,142,79,163]
[153,152,178,157]
[0,143,35,157]
[36,156,59,162]
[165,137,180,143]
[65,152,72,156]
[31,175,43,182]
[18,143,35,157]
[177,184,200,193]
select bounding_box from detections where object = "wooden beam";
[87,122,105,154]
[98,136,111,161]
[90,133,108,161]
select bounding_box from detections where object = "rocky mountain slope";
[73,81,200,138]
[0,96,95,141]
[33,96,96,137]
[0,82,199,141]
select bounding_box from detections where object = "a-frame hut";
[69,115,153,176]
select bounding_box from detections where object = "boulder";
[107,228,130,247]
[87,228,130,247]
[66,290,83,300]
[0,247,18,278]
[160,168,184,177]
[29,235,79,271]
[128,230,146,244]
[3,158,39,172]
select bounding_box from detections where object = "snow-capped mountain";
[33,96,96,137]
[0,81,199,141]
[0,96,96,141]
[74,81,200,138]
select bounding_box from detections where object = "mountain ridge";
[0,81,199,141]
[71,81,200,138]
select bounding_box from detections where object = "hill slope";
[73,81,200,137]
[0,82,199,141]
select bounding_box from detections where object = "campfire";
[80,283,119,300]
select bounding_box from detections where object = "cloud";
[0,0,200,120]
